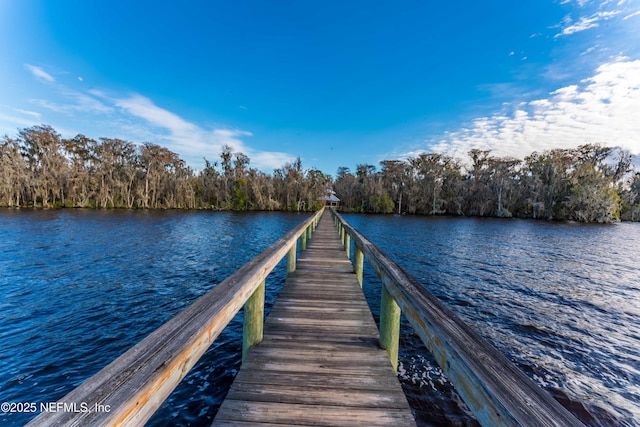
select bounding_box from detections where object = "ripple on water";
[0,210,306,426]
[2,212,639,426]
[346,214,640,427]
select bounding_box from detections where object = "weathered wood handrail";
[330,209,584,427]
[26,208,324,427]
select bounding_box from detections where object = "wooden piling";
[286,242,297,276]
[379,284,401,371]
[242,280,265,361]
[354,246,364,287]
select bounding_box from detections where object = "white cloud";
[424,58,640,162]
[112,94,294,170]
[556,10,622,37]
[0,112,39,132]
[623,10,640,19]
[558,16,599,36]
[14,108,41,119]
[30,90,112,115]
[115,94,199,138]
[24,64,55,82]
[561,0,592,8]
[7,66,294,171]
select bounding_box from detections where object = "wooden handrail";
[26,208,324,427]
[330,209,583,427]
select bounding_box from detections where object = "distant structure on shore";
[320,189,340,209]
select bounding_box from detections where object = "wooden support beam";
[354,246,364,287]
[301,227,308,251]
[243,280,265,361]
[380,284,401,372]
[344,232,351,257]
[286,241,297,277]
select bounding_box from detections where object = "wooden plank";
[215,401,416,426]
[228,370,403,391]
[213,212,416,426]
[224,383,411,409]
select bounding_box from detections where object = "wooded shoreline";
[1,125,638,223]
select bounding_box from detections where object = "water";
[345,214,640,427]
[0,210,305,426]
[1,211,639,426]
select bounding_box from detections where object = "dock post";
[301,227,308,251]
[354,246,364,287]
[307,223,313,241]
[380,284,401,371]
[242,280,265,361]
[286,241,297,277]
[344,232,351,257]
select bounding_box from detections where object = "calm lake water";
[1,210,638,426]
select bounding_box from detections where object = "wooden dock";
[213,213,417,426]
[28,207,583,427]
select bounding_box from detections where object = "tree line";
[2,124,638,223]
[0,125,330,211]
[335,145,640,223]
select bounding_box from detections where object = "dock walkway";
[213,213,417,426]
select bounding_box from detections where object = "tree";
[63,134,97,207]
[487,156,521,218]
[620,173,640,221]
[196,158,221,207]
[523,149,575,220]
[380,160,408,214]
[232,179,249,210]
[2,124,636,221]
[334,167,356,211]
[463,149,493,216]
[138,143,185,208]
[219,145,234,208]
[407,153,458,215]
[0,136,26,207]
[305,168,328,211]
[19,125,68,207]
[282,157,304,211]
[95,138,139,208]
[565,162,621,222]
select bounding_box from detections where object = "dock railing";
[330,209,584,427]
[26,208,324,427]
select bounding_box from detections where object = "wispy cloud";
[111,94,294,170]
[0,112,40,131]
[29,90,113,115]
[11,67,295,171]
[115,94,200,139]
[558,15,600,36]
[560,0,593,7]
[14,108,42,119]
[420,58,640,162]
[623,10,640,19]
[556,10,621,37]
[24,64,55,83]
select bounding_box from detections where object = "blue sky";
[1,1,639,175]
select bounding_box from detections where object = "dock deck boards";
[213,213,417,426]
